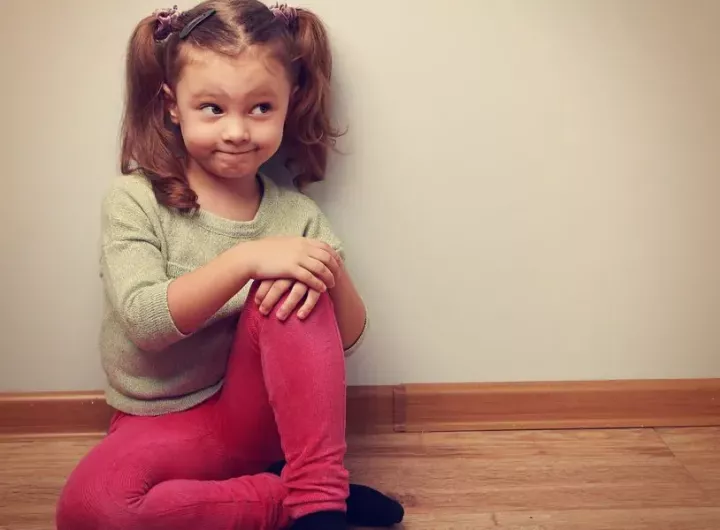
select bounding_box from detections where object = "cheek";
[252,118,285,150]
[179,118,217,151]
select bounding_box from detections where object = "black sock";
[266,459,286,476]
[346,483,405,527]
[268,460,404,527]
[291,510,347,530]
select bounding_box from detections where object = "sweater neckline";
[190,172,279,238]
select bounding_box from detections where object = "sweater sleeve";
[100,180,190,353]
[304,204,368,357]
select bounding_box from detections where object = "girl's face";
[165,45,292,183]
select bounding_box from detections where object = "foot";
[346,483,405,527]
[268,461,404,527]
[291,510,347,530]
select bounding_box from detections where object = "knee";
[271,288,337,330]
[56,472,102,530]
[56,461,137,530]
[247,280,337,326]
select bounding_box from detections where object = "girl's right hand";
[240,237,340,293]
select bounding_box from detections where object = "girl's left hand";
[255,279,322,321]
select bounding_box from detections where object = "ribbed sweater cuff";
[134,281,191,351]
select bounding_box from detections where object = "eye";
[250,103,272,116]
[200,104,223,116]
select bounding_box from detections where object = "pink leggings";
[56,282,349,530]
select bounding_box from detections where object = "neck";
[186,160,262,222]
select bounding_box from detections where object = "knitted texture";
[99,172,366,415]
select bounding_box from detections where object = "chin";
[198,157,259,180]
[214,167,260,180]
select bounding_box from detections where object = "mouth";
[217,149,256,156]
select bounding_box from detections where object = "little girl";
[55,1,404,529]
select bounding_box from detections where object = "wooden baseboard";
[2,379,720,437]
[0,386,394,438]
[394,379,720,432]
[346,385,394,434]
[0,391,115,438]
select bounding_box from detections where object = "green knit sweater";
[100,172,366,415]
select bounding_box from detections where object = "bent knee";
[56,464,141,530]
[272,288,337,330]
[56,474,105,530]
[246,280,338,326]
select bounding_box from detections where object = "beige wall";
[2,0,720,392]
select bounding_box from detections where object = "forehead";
[176,45,291,99]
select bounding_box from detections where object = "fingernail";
[298,311,306,319]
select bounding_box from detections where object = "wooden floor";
[1,427,720,529]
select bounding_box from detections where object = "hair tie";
[153,5,180,41]
[270,3,299,29]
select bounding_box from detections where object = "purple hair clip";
[270,3,299,28]
[153,5,180,41]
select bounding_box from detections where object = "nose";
[221,116,250,143]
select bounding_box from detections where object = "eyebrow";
[189,87,229,101]
[190,86,279,101]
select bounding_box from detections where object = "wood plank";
[0,436,98,530]
[398,379,720,432]
[495,508,720,530]
[3,429,720,529]
[657,426,720,501]
[345,430,714,514]
[403,508,720,530]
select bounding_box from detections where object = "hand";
[240,237,341,293]
[255,279,323,321]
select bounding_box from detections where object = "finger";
[308,244,342,273]
[294,267,327,292]
[259,279,293,315]
[312,241,342,261]
[329,247,343,265]
[304,241,331,260]
[277,282,309,321]
[307,239,334,254]
[327,252,341,273]
[297,289,321,320]
[304,247,336,273]
[255,280,274,304]
[300,257,335,288]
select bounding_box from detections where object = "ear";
[162,84,180,125]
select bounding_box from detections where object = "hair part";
[119,0,342,212]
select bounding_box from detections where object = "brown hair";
[120,0,341,212]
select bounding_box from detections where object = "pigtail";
[119,13,199,212]
[282,7,343,189]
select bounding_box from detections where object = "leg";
[219,281,349,522]
[56,401,291,530]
